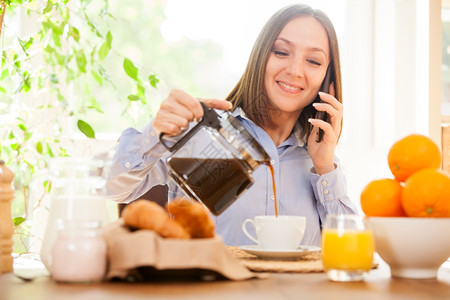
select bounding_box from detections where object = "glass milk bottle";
[40,157,110,271]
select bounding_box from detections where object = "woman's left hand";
[307,83,342,175]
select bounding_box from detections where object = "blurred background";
[2,0,449,253]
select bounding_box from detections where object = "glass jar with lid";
[51,220,107,283]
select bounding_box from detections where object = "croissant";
[121,199,190,239]
[166,198,215,238]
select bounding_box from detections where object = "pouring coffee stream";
[268,164,278,217]
[160,102,278,216]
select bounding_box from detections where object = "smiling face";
[264,16,330,117]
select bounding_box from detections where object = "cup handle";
[242,219,258,244]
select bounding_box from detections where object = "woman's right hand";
[153,89,232,136]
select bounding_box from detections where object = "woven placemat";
[228,246,324,273]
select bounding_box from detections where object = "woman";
[106,4,357,247]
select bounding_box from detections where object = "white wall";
[338,0,442,209]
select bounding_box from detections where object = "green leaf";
[123,58,138,80]
[36,141,43,154]
[46,143,54,157]
[98,41,110,61]
[76,51,87,73]
[52,32,61,47]
[13,217,26,227]
[69,26,80,42]
[43,0,53,14]
[55,52,66,66]
[17,124,27,131]
[127,94,140,101]
[50,21,64,35]
[106,31,113,47]
[43,180,51,193]
[50,74,59,84]
[22,72,31,92]
[91,70,103,86]
[77,119,95,139]
[148,74,159,88]
[1,68,8,80]
[98,31,113,61]
[0,86,6,93]
[88,96,103,113]
[13,58,21,70]
[41,20,52,32]
[44,45,54,53]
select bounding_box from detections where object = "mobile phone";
[314,64,333,142]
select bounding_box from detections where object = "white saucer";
[239,245,320,259]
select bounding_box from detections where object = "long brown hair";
[226,4,342,141]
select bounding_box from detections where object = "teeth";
[278,81,300,91]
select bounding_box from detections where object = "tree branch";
[0,1,6,38]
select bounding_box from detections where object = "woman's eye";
[307,59,321,66]
[273,50,288,56]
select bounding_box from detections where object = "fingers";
[201,98,232,111]
[317,91,343,115]
[154,89,199,136]
[308,118,333,141]
[315,92,342,124]
[169,89,204,121]
[154,110,191,136]
[154,89,232,136]
[309,91,342,142]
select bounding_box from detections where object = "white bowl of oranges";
[360,134,450,279]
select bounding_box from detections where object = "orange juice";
[321,229,374,271]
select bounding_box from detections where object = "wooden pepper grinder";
[0,160,14,273]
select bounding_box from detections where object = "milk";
[40,157,111,272]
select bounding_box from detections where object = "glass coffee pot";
[160,102,272,215]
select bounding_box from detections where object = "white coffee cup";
[242,215,306,250]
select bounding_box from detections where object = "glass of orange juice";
[321,214,374,281]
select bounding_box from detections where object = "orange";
[360,178,406,217]
[402,168,450,218]
[387,134,441,182]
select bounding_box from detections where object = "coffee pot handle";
[159,102,221,152]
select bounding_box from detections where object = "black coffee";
[168,158,252,215]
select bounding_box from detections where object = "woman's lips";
[277,81,302,93]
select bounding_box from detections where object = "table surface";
[1,257,449,300]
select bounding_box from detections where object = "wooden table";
[1,258,449,300]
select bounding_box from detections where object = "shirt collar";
[230,107,305,147]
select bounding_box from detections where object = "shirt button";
[323,189,329,195]
[270,159,275,165]
[125,162,131,168]
[145,139,150,144]
[322,180,327,186]
[271,195,275,200]
[150,131,155,137]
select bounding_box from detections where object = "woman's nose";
[286,60,304,78]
